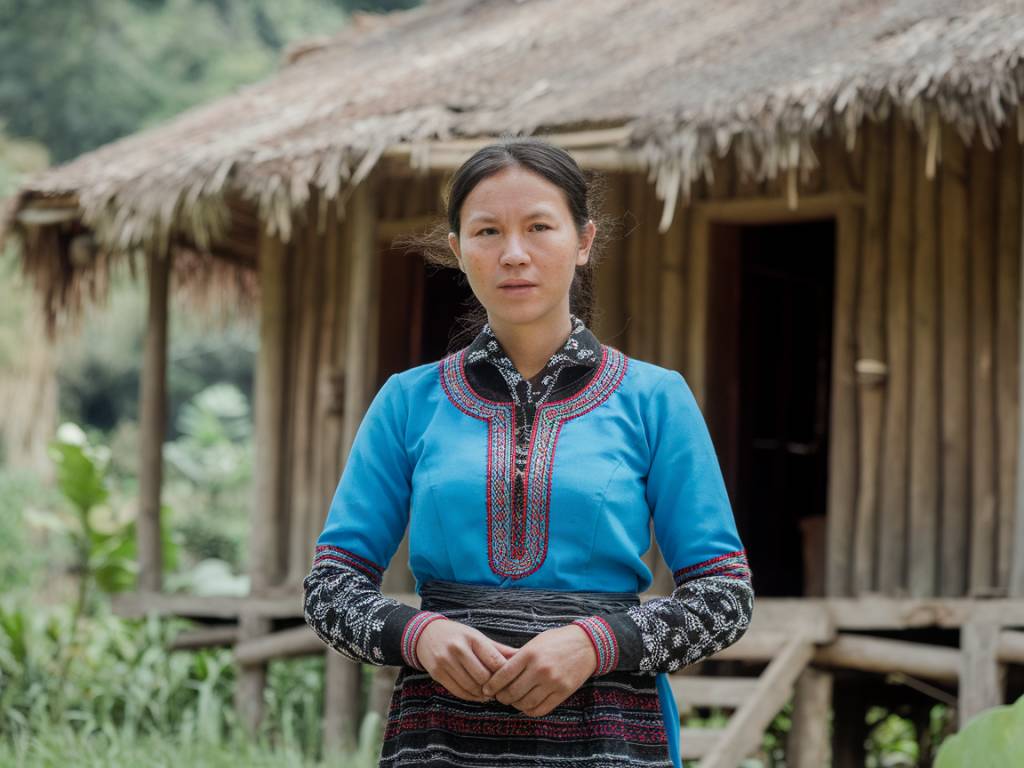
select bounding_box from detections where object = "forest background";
[0,2,419,766]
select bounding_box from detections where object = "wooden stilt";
[137,248,171,593]
[788,667,833,768]
[236,226,289,733]
[323,652,363,754]
[959,621,1005,727]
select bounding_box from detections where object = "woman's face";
[448,165,596,329]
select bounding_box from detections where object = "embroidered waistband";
[418,580,638,643]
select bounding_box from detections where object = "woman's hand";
[416,620,517,702]
[480,624,598,717]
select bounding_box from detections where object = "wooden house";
[4,0,1024,764]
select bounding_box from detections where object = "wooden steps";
[672,629,818,766]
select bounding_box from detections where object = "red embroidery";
[440,346,628,579]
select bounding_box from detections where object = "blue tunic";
[308,325,753,767]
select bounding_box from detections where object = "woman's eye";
[530,223,551,231]
[476,227,498,236]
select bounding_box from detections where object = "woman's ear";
[448,231,465,272]
[576,219,596,266]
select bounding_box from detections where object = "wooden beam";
[170,626,239,650]
[814,634,959,683]
[959,621,1005,726]
[235,625,320,664]
[693,192,864,222]
[998,629,1024,664]
[16,206,80,226]
[137,249,170,592]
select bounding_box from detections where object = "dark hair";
[413,137,607,350]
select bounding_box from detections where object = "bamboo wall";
[594,118,1023,599]
[255,118,1022,602]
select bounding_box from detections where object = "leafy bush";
[934,695,1024,768]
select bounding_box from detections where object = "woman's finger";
[482,648,528,696]
[468,633,509,674]
[443,657,487,697]
[436,670,488,702]
[525,691,565,718]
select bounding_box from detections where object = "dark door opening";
[376,244,473,388]
[707,219,835,597]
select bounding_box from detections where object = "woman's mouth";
[498,281,537,294]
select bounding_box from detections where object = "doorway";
[706,219,835,597]
[375,242,473,389]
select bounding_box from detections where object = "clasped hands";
[415,620,598,718]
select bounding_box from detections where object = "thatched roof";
[5,0,1024,276]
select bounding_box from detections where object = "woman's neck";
[488,312,574,381]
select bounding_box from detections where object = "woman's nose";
[500,235,529,266]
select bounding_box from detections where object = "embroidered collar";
[463,315,602,405]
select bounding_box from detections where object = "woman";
[303,138,754,768]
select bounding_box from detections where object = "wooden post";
[959,621,1005,727]
[825,203,862,597]
[939,123,970,598]
[137,249,171,593]
[236,227,287,733]
[1012,136,1024,598]
[687,208,710,409]
[998,131,1022,594]
[909,125,941,598]
[325,179,379,748]
[969,140,998,595]
[832,677,869,768]
[853,120,890,595]
[787,667,833,768]
[878,116,914,595]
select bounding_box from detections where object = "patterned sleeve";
[572,371,754,675]
[303,374,447,670]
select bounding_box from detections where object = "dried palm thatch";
[4,0,1024,320]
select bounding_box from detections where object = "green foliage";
[0,599,382,766]
[934,695,1024,768]
[0,468,67,593]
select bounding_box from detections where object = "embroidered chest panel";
[439,345,628,579]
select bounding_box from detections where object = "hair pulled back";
[416,137,607,350]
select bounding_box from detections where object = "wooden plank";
[825,204,862,596]
[670,677,759,709]
[959,621,1005,727]
[695,192,864,222]
[878,116,914,595]
[853,119,890,595]
[137,249,171,592]
[1010,133,1024,597]
[998,131,1022,594]
[657,193,687,371]
[909,125,941,598]
[700,637,814,768]
[969,139,999,595]
[340,180,379,462]
[626,174,649,359]
[787,667,833,768]
[594,174,628,343]
[169,626,239,651]
[939,123,971,597]
[687,208,710,408]
[814,634,959,683]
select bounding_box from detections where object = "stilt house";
[5,0,1024,764]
